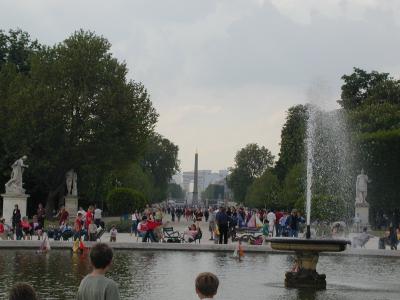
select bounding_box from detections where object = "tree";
[0,29,41,73]
[245,170,280,209]
[339,67,400,110]
[0,29,158,214]
[281,163,305,210]
[167,183,185,200]
[106,187,147,215]
[141,133,180,202]
[338,68,400,225]
[202,184,224,202]
[275,105,307,181]
[227,143,274,203]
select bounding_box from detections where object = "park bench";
[162,227,181,243]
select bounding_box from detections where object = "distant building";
[182,169,228,194]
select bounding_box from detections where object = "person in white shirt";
[131,210,139,236]
[94,206,102,227]
[266,210,276,237]
[195,272,219,299]
[78,207,86,222]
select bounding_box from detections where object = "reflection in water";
[0,250,399,300]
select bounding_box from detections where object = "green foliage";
[0,29,158,212]
[112,163,154,200]
[168,182,185,200]
[339,68,400,224]
[281,164,305,210]
[227,143,274,203]
[357,129,400,213]
[202,184,224,201]
[0,29,41,73]
[245,170,280,209]
[106,187,147,215]
[141,133,180,202]
[339,67,400,110]
[311,195,346,222]
[275,105,307,181]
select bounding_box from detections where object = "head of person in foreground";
[195,272,219,299]
[90,243,113,272]
[9,282,38,300]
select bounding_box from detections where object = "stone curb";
[0,240,399,258]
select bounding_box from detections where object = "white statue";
[66,169,78,196]
[5,156,29,194]
[355,169,370,204]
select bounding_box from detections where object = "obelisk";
[193,151,198,206]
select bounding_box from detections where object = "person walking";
[131,210,139,237]
[287,209,300,237]
[216,207,229,244]
[266,210,276,237]
[208,207,216,241]
[171,207,176,222]
[94,205,102,227]
[12,205,21,230]
[77,243,120,300]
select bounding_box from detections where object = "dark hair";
[9,283,38,300]
[195,272,219,297]
[90,243,113,269]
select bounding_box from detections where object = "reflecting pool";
[0,250,399,300]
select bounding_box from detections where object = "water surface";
[0,250,398,300]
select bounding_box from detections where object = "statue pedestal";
[65,196,78,218]
[355,202,369,226]
[1,193,29,221]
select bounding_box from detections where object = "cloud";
[1,0,400,171]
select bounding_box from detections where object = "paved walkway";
[1,214,398,255]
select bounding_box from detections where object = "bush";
[106,220,132,233]
[106,187,147,215]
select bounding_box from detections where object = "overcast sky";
[2,0,400,171]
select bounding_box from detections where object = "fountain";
[268,104,351,289]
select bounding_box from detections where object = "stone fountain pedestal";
[355,202,369,226]
[1,193,29,220]
[268,238,349,290]
[65,195,78,218]
[285,252,326,289]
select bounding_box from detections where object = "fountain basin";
[267,238,350,289]
[268,237,349,252]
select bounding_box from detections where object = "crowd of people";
[161,206,307,244]
[3,202,400,251]
[0,203,107,242]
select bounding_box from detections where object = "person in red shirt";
[138,215,159,242]
[74,213,84,240]
[0,218,5,240]
[21,216,32,240]
[85,206,94,231]
[57,206,69,225]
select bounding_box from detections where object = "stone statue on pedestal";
[5,156,28,195]
[66,169,78,196]
[355,169,370,205]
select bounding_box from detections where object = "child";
[195,272,219,299]
[77,243,120,299]
[110,225,117,242]
[262,218,269,238]
[21,216,32,240]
